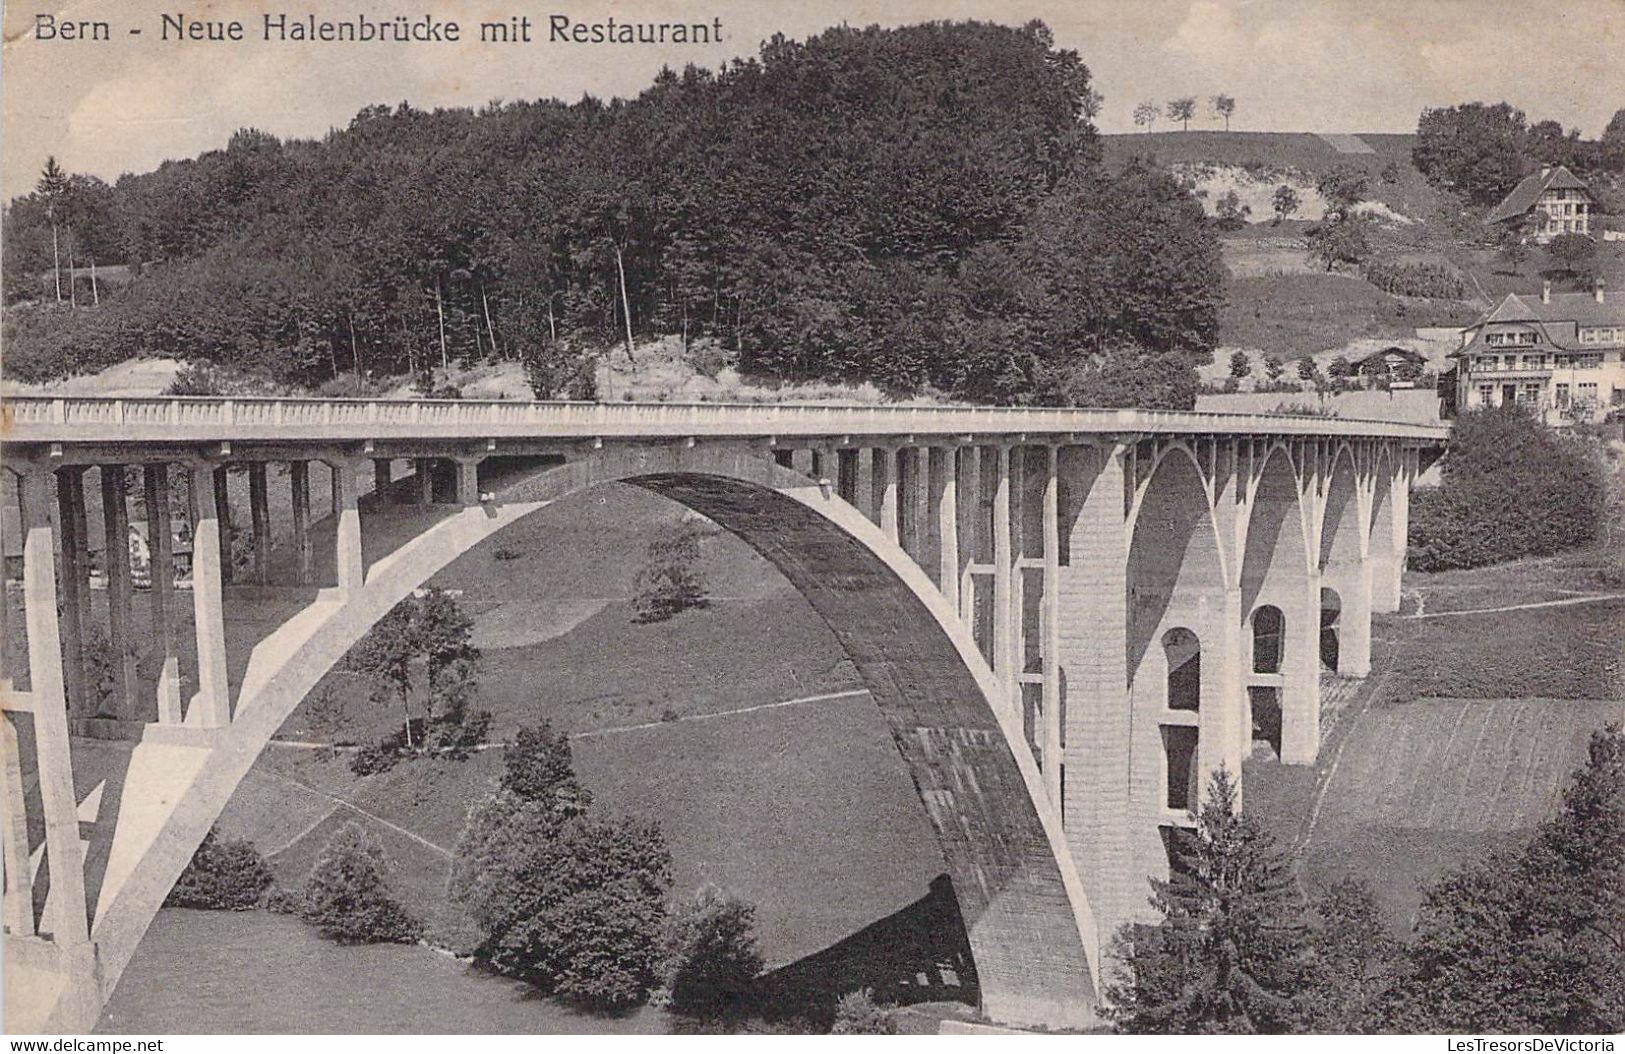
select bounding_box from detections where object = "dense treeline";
[1413,102,1625,207]
[1,20,1223,406]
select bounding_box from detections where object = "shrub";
[830,989,899,1034]
[300,822,421,944]
[633,521,709,623]
[1407,407,1609,571]
[655,885,765,1015]
[165,828,273,910]
[1360,258,1467,299]
[502,719,591,810]
[349,742,400,777]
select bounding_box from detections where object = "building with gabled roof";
[1450,280,1624,425]
[1485,165,1595,242]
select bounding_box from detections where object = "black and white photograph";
[1,0,1622,1040]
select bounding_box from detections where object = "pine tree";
[1106,770,1307,1033]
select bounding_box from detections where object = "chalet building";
[1485,165,1595,243]
[1451,280,1624,425]
[1351,346,1429,388]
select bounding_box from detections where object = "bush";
[655,886,765,1015]
[451,792,673,1008]
[633,521,709,623]
[830,989,899,1034]
[1408,407,1609,571]
[300,822,421,944]
[349,742,399,777]
[165,828,273,910]
[502,719,591,809]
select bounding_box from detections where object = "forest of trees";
[1412,102,1625,207]
[0,20,1224,408]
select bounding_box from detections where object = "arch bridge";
[0,397,1445,1031]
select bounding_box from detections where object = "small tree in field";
[1212,94,1237,131]
[633,519,709,623]
[1228,351,1252,380]
[1133,101,1161,132]
[1547,232,1598,279]
[1106,770,1307,1034]
[1328,355,1353,380]
[1263,355,1284,381]
[1296,358,1318,383]
[654,885,765,1015]
[1272,185,1300,225]
[301,822,421,944]
[1306,215,1371,271]
[1167,96,1197,131]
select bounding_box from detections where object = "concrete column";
[413,458,435,505]
[1057,445,1133,947]
[1,709,34,935]
[1209,585,1247,792]
[993,444,1014,703]
[855,447,876,522]
[143,465,182,724]
[213,466,233,584]
[100,464,138,718]
[878,447,899,543]
[1041,444,1062,810]
[932,446,960,611]
[454,457,483,508]
[374,459,393,503]
[54,468,89,716]
[913,447,935,574]
[331,459,366,592]
[188,464,231,727]
[18,472,89,944]
[248,461,271,586]
[1336,563,1373,677]
[898,447,922,561]
[958,446,981,624]
[1281,567,1322,765]
[290,460,313,586]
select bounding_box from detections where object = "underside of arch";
[73,444,1098,1032]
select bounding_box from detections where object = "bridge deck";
[2,396,1450,445]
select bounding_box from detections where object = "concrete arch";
[1240,445,1309,618]
[1127,445,1226,679]
[74,443,1100,1031]
[1320,446,1364,571]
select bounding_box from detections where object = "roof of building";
[1469,290,1622,329]
[1453,290,1623,358]
[1485,165,1592,225]
[1353,346,1428,368]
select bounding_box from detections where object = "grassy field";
[1247,552,1624,931]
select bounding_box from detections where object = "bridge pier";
[290,460,313,586]
[53,468,90,717]
[142,464,183,724]
[100,466,139,720]
[189,463,232,727]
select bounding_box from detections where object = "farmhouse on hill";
[1485,164,1595,242]
[1448,279,1624,425]
[1352,346,1429,388]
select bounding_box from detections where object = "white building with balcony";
[1451,281,1623,425]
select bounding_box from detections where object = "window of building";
[1579,382,1599,403]
[1518,383,1542,405]
[1478,383,1495,405]
[1556,383,1570,407]
[1521,354,1547,369]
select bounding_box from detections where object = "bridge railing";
[1,395,1452,442]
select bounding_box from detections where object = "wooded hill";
[1,20,1223,407]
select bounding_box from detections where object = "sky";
[3,0,1623,200]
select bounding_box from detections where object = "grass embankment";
[1246,548,1625,930]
